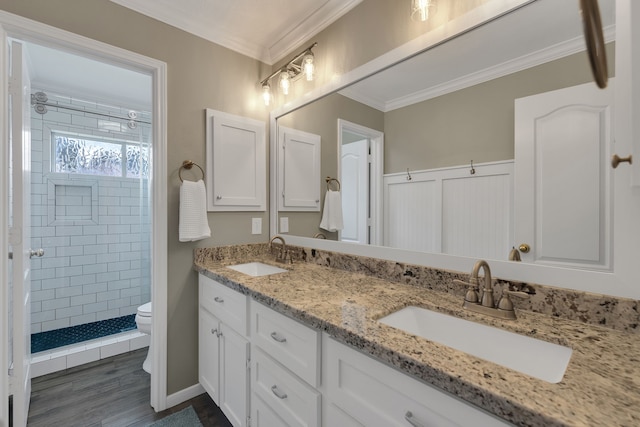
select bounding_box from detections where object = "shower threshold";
[32,314,137,353]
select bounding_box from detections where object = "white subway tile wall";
[30,91,152,333]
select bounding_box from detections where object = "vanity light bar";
[259,42,318,105]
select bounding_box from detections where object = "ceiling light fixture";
[259,42,317,105]
[411,0,436,22]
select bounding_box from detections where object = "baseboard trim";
[165,383,206,408]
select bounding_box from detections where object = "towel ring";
[179,160,205,182]
[326,177,341,191]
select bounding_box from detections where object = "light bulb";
[303,53,315,81]
[412,0,434,22]
[279,71,290,95]
[262,83,271,106]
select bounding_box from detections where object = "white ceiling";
[340,0,615,112]
[108,0,362,64]
[24,42,152,111]
[21,0,614,115]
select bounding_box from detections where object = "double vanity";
[193,243,640,427]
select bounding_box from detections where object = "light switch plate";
[251,218,262,234]
[280,217,289,233]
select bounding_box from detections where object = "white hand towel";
[319,190,344,232]
[179,179,211,242]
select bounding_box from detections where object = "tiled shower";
[29,90,151,353]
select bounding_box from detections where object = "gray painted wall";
[0,0,463,395]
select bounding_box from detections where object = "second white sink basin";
[227,262,288,277]
[378,306,572,383]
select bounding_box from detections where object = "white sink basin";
[378,306,572,383]
[226,262,288,277]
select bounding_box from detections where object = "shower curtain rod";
[31,92,151,125]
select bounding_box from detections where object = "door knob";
[518,244,530,253]
[611,154,632,169]
[29,248,45,258]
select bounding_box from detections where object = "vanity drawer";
[252,347,320,427]
[199,274,248,336]
[250,300,320,387]
[325,337,512,427]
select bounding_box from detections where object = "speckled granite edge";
[194,244,640,334]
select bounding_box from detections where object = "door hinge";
[8,76,19,96]
[246,358,251,370]
[246,415,251,427]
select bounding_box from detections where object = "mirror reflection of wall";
[277,95,383,239]
[276,42,616,260]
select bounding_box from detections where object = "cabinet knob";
[612,154,632,168]
[216,195,222,200]
[518,243,530,253]
[210,328,217,335]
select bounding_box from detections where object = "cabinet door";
[205,108,266,211]
[199,308,221,403]
[277,126,321,211]
[219,323,250,427]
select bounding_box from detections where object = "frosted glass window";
[52,133,148,178]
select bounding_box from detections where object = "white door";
[199,309,221,402]
[8,40,33,427]
[219,323,249,427]
[337,120,384,245]
[340,139,369,244]
[514,82,613,269]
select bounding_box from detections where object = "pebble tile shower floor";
[31,314,137,353]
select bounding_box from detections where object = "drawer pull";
[404,411,425,427]
[271,385,288,400]
[270,331,287,343]
[210,328,217,335]
[214,297,224,303]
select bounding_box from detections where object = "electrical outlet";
[280,217,289,233]
[251,218,262,234]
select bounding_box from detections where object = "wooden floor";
[27,348,233,427]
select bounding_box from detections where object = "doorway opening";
[1,13,168,426]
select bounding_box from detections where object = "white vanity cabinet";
[249,299,321,427]
[324,336,513,427]
[199,275,250,427]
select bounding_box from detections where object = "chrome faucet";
[455,259,516,320]
[269,235,292,264]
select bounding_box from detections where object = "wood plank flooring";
[27,348,233,427]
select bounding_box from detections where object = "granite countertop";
[193,249,640,427]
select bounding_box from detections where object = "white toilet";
[135,302,152,373]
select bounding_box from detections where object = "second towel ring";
[179,160,205,182]
[326,177,341,191]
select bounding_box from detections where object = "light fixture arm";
[260,42,318,86]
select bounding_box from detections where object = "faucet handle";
[498,290,529,313]
[505,290,532,299]
[453,279,479,303]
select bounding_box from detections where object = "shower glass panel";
[29,91,152,353]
